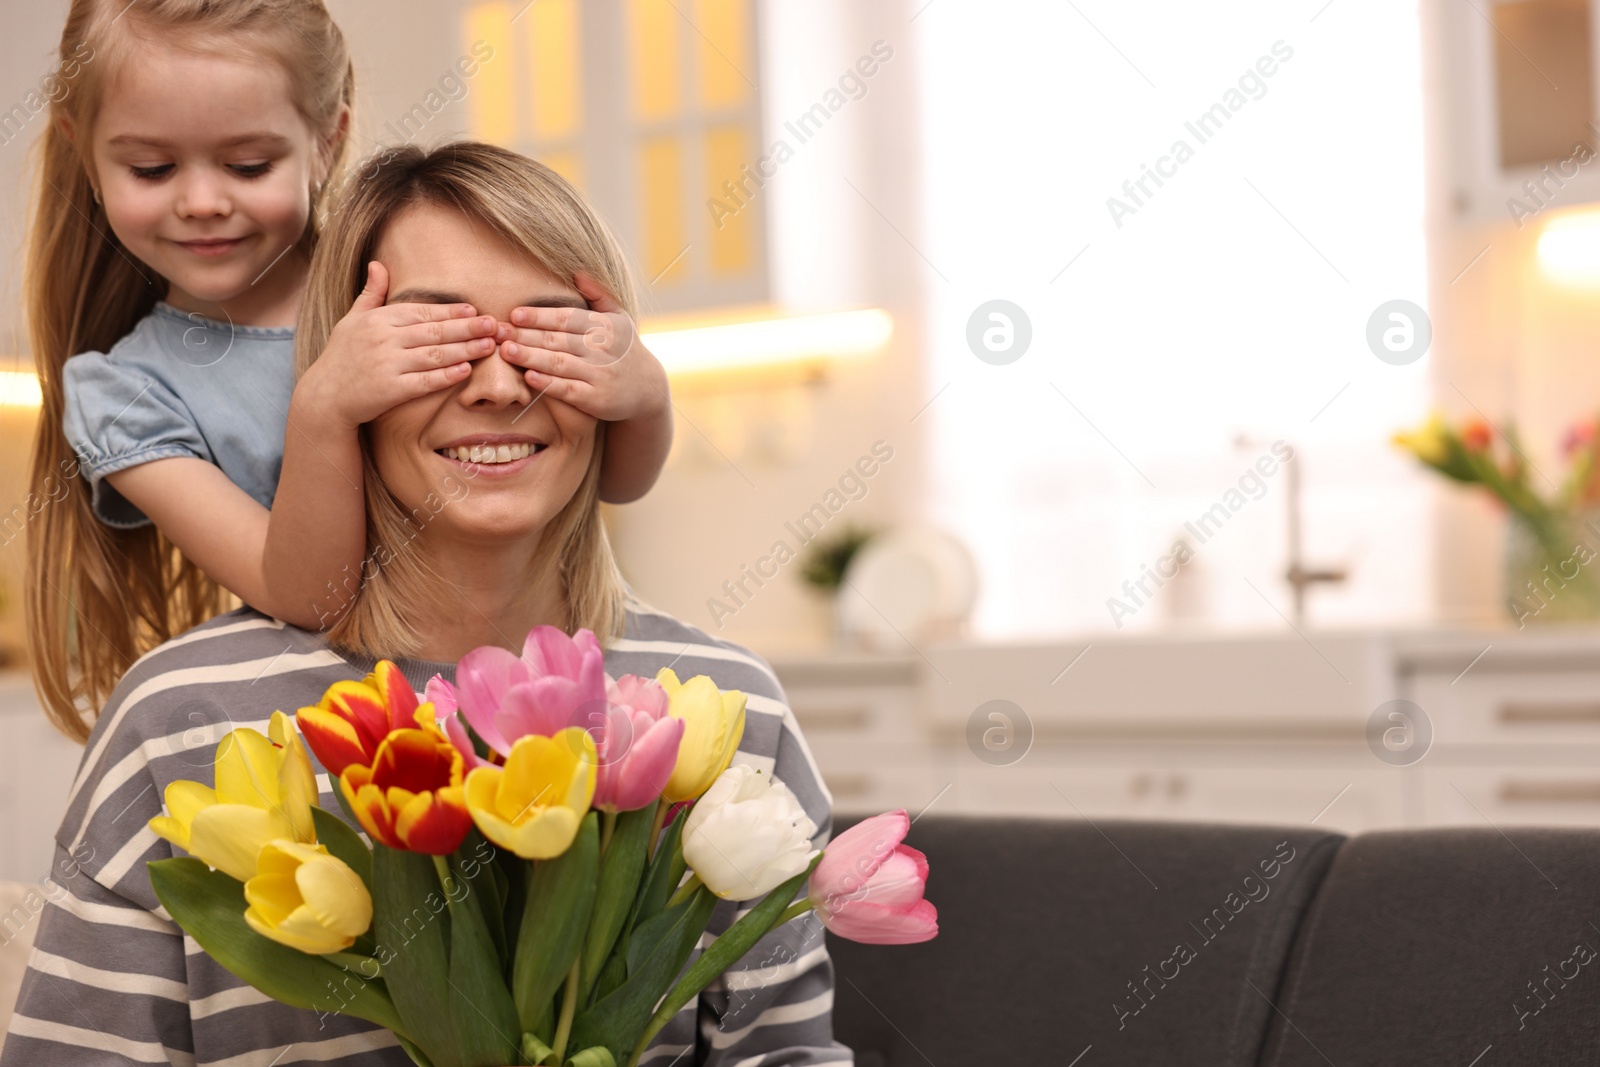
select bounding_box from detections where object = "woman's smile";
[432,438,550,475]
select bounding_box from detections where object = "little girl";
[24,0,675,742]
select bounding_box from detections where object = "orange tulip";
[298,661,425,777]
[1462,419,1492,452]
[340,708,472,855]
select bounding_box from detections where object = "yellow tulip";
[1394,413,1449,467]
[149,711,318,883]
[464,726,596,859]
[656,668,746,803]
[243,840,373,954]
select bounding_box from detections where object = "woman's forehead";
[375,203,581,305]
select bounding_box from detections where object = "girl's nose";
[174,170,231,219]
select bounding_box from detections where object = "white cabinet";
[950,747,1405,835]
[773,626,1600,831]
[1409,663,1600,746]
[1406,642,1600,827]
[775,653,942,817]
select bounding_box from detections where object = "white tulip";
[683,764,820,900]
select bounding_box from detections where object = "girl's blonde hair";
[296,141,631,661]
[25,0,354,742]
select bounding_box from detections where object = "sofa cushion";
[1257,827,1600,1067]
[828,815,1342,1067]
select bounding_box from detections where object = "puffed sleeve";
[62,354,212,529]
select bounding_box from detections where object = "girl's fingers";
[396,315,500,348]
[397,336,498,370]
[499,341,597,381]
[573,271,625,315]
[386,300,480,325]
[525,369,587,405]
[509,304,598,335]
[351,261,389,311]
[404,363,475,395]
[500,320,601,360]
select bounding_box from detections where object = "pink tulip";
[808,810,937,944]
[453,626,608,756]
[591,674,684,812]
[425,675,492,772]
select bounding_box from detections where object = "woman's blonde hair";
[25,0,354,742]
[295,141,632,661]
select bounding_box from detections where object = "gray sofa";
[830,815,1600,1066]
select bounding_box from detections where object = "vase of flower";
[1395,413,1600,626]
[1502,509,1600,625]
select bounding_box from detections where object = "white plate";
[836,525,978,649]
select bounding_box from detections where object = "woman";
[3,143,852,1067]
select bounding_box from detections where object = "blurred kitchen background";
[2,0,1600,878]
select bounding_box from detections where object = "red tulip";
[1462,419,1492,452]
[807,810,937,945]
[297,661,420,777]
[1563,420,1596,458]
[340,722,472,855]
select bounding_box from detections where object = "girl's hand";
[298,261,501,431]
[496,272,669,422]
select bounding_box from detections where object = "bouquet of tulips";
[1393,412,1600,530]
[146,627,937,1067]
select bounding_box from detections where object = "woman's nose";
[457,346,534,409]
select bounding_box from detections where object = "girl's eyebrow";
[105,132,293,149]
[389,287,588,309]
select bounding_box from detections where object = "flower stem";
[774,899,815,927]
[600,808,617,856]
[666,872,703,909]
[430,855,453,898]
[645,796,669,858]
[550,957,580,1065]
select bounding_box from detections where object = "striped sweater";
[2,598,854,1066]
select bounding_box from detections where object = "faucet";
[1281,443,1347,623]
[1233,436,1348,622]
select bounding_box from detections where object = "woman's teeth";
[436,442,540,464]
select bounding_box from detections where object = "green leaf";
[623,899,689,979]
[513,812,599,1038]
[627,810,685,936]
[372,844,459,1067]
[591,953,628,1005]
[565,1047,617,1067]
[436,856,523,1067]
[452,832,508,971]
[312,806,373,892]
[631,855,821,1064]
[569,888,716,1063]
[521,1031,555,1066]
[485,844,511,964]
[580,806,652,1006]
[147,858,407,1039]
[498,848,528,978]
[397,1034,437,1067]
